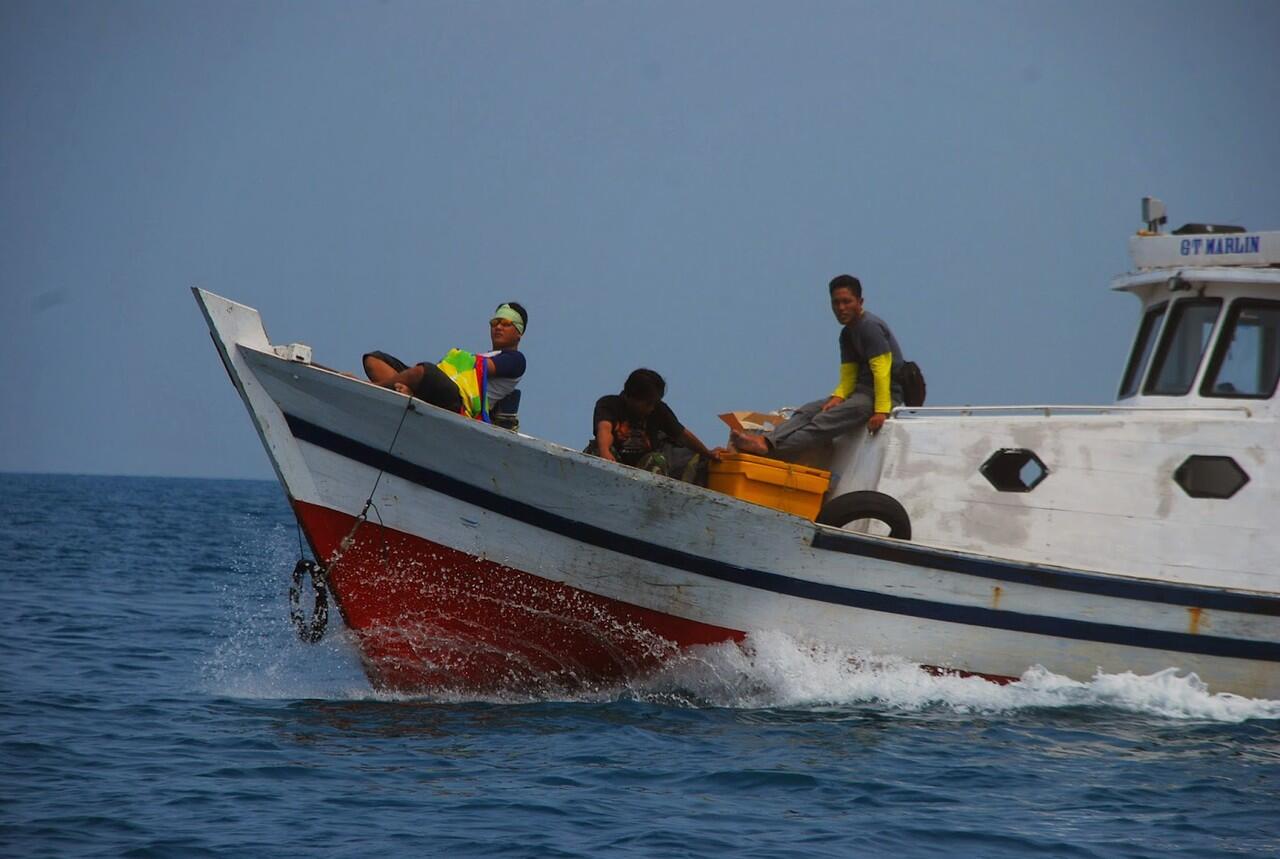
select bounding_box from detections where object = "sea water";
[2,473,1277,858]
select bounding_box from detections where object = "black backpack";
[900,361,927,407]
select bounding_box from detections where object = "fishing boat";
[196,198,1279,697]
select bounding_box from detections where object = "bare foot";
[730,431,768,455]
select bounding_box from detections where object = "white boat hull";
[198,289,1280,696]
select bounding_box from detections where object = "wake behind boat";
[196,199,1280,698]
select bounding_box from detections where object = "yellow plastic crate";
[707,452,831,520]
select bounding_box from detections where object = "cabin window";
[981,448,1049,492]
[1144,298,1222,396]
[1118,302,1167,399]
[1201,300,1280,399]
[1174,455,1250,499]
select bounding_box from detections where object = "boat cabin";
[1113,200,1280,414]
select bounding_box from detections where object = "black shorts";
[411,362,464,413]
[365,351,463,413]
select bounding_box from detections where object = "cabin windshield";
[1201,300,1280,399]
[1145,298,1222,396]
[1118,302,1167,399]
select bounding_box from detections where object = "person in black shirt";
[586,368,722,478]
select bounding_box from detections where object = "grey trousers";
[766,391,881,459]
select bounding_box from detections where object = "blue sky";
[3,1,1278,479]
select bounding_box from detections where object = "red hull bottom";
[294,501,745,692]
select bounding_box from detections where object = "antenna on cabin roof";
[1141,197,1167,235]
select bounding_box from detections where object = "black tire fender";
[816,491,912,540]
[289,559,330,644]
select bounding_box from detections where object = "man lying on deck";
[586,368,723,481]
[363,302,528,430]
[731,274,903,464]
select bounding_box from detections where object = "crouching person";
[586,368,721,480]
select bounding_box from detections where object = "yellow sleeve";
[832,362,857,399]
[868,352,893,413]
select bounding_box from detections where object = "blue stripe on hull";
[284,414,1280,664]
[811,532,1280,615]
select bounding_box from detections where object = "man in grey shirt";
[732,274,903,463]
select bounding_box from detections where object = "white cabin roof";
[1127,229,1280,271]
[1112,220,1280,293]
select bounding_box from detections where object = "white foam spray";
[200,520,373,701]
[622,630,1280,722]
[205,574,1280,722]
[203,516,1278,720]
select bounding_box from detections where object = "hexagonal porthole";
[981,448,1049,492]
[1174,455,1249,499]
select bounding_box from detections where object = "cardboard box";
[719,411,788,434]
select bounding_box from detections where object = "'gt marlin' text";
[1181,236,1261,256]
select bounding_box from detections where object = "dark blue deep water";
[2,473,1278,858]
